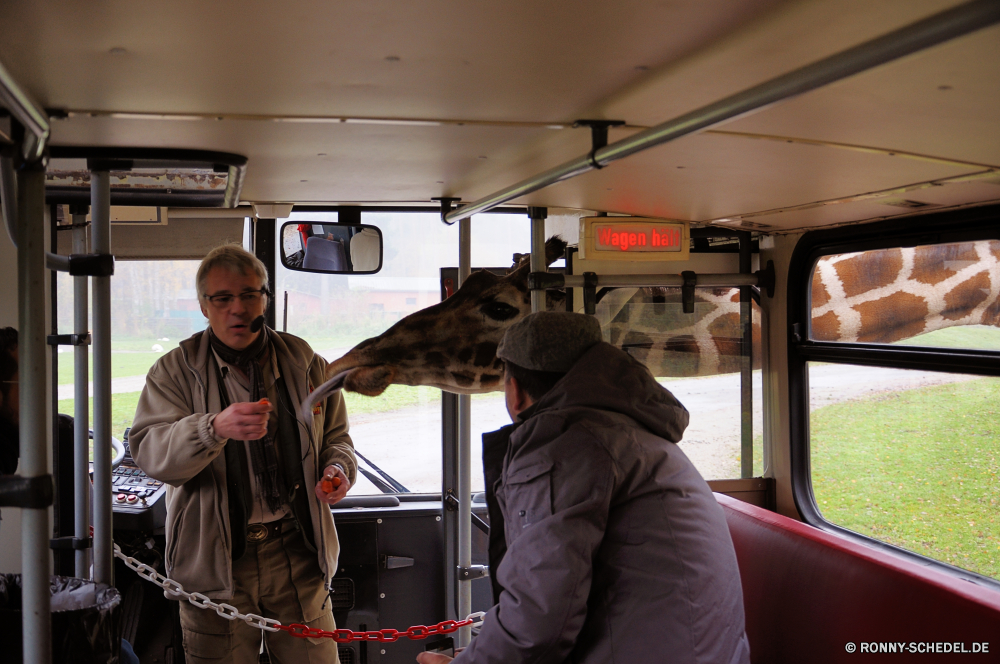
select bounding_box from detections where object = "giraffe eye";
[480,301,519,321]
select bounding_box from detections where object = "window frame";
[787,203,1000,586]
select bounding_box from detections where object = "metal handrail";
[0,59,50,163]
[444,0,1000,223]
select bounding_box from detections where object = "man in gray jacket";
[131,245,356,663]
[419,311,750,664]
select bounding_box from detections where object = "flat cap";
[497,311,603,372]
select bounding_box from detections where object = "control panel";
[111,429,168,532]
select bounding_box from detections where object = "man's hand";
[314,464,351,505]
[212,399,271,441]
[415,653,453,664]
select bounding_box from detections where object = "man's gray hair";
[196,244,269,299]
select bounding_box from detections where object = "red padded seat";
[716,493,1000,663]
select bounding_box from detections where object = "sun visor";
[55,207,250,260]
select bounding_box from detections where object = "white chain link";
[113,544,282,631]
[114,544,486,637]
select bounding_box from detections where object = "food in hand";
[321,476,342,493]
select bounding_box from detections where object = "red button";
[126,494,138,504]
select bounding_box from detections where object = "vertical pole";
[440,389,459,622]
[19,166,52,664]
[72,210,91,577]
[254,218,277,329]
[91,170,113,585]
[282,291,288,332]
[456,217,472,647]
[528,207,547,313]
[50,205,73,577]
[738,231,753,478]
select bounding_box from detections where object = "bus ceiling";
[0,0,999,231]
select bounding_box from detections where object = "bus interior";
[1,1,999,662]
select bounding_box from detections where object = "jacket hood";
[527,342,689,442]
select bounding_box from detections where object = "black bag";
[0,574,122,663]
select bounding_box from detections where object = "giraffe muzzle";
[342,365,398,397]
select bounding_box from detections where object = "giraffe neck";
[812,239,1000,343]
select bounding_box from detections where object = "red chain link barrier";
[276,617,476,643]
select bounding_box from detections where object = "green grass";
[57,351,174,385]
[59,393,145,454]
[893,324,1000,350]
[811,378,1000,580]
[343,385,443,415]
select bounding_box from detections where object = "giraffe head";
[327,237,568,395]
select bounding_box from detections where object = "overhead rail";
[443,0,1000,223]
[0,59,50,163]
[529,261,775,315]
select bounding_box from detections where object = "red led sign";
[593,223,683,253]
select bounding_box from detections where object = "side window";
[604,286,762,480]
[57,260,204,451]
[805,239,1000,581]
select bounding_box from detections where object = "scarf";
[209,326,286,514]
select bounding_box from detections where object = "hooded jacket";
[461,342,750,664]
[129,329,356,600]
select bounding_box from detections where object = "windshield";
[276,210,531,494]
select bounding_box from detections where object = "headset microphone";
[250,315,266,333]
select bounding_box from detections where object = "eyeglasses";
[204,288,269,310]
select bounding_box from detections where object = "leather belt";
[246,520,285,543]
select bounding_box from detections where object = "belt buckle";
[247,523,268,543]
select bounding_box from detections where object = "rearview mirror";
[280,221,383,274]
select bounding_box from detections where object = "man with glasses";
[131,244,357,663]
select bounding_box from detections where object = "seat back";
[716,494,1000,663]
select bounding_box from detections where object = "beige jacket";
[130,329,356,599]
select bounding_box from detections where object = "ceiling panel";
[0,0,784,120]
[46,115,555,202]
[499,132,982,221]
[2,0,997,232]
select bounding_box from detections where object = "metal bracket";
[432,197,462,225]
[0,475,54,508]
[527,206,547,220]
[457,565,489,580]
[681,270,697,314]
[527,271,564,291]
[47,333,91,347]
[68,253,115,277]
[573,119,626,169]
[755,260,776,298]
[583,272,598,315]
[50,536,93,551]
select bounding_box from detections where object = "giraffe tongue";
[300,370,351,422]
